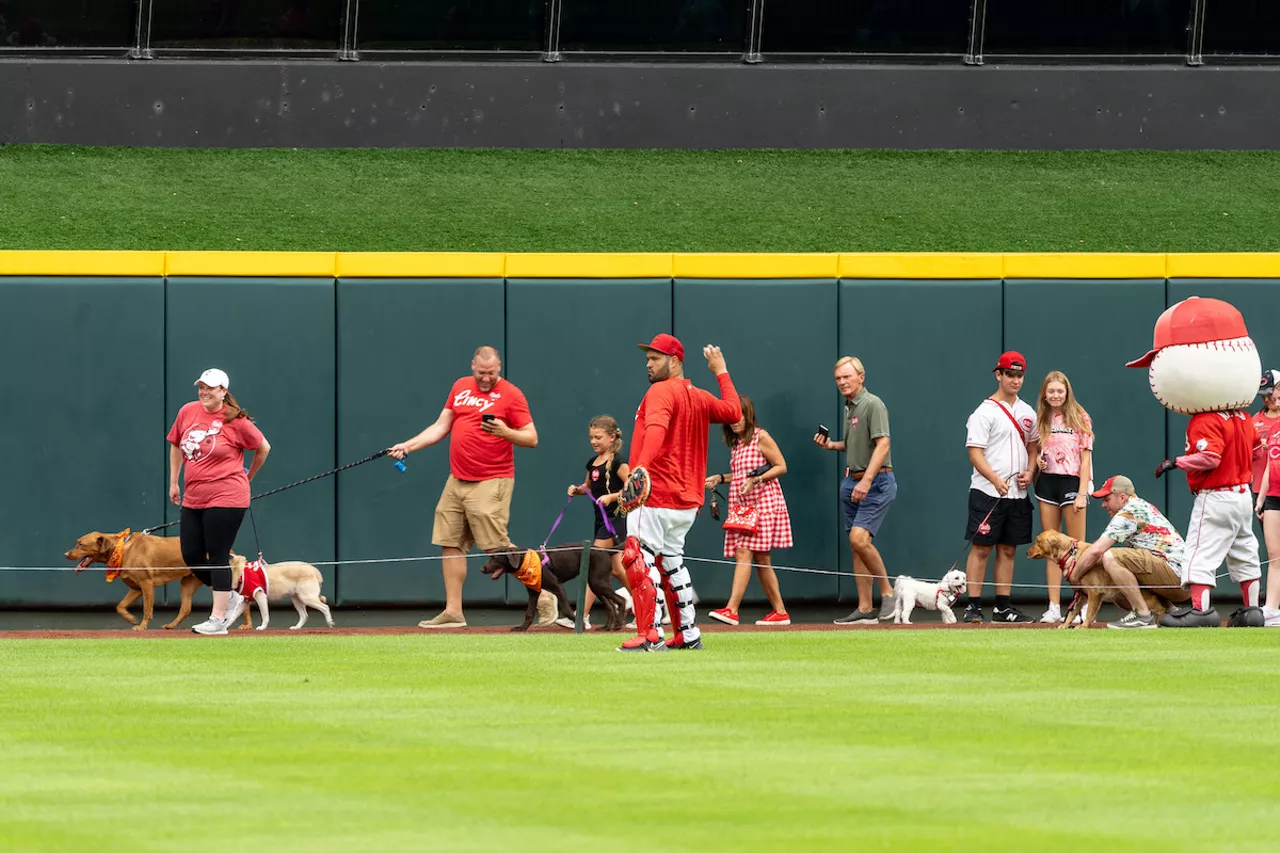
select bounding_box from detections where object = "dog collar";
[936,587,959,608]
[1058,542,1079,573]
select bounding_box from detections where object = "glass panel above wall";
[982,0,1190,55]
[1202,0,1280,55]
[0,0,137,48]
[150,0,343,50]
[356,0,545,51]
[559,0,748,52]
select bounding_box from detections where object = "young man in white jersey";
[962,351,1040,623]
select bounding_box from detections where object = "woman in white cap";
[167,368,270,635]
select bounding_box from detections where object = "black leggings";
[180,506,246,592]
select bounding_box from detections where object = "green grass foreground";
[2,631,1277,852]
[4,146,1280,252]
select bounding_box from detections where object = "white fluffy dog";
[892,569,968,624]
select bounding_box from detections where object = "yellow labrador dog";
[229,555,334,631]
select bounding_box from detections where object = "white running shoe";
[1262,607,1280,627]
[224,591,247,627]
[623,620,636,630]
[191,617,228,635]
[554,617,575,629]
[1040,604,1063,624]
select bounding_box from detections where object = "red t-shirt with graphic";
[444,377,532,481]
[1184,411,1253,493]
[167,402,266,509]
[1249,410,1280,492]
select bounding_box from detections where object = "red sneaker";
[708,607,739,626]
[755,611,791,626]
[617,633,666,653]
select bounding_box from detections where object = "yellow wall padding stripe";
[336,252,506,278]
[839,253,1004,279]
[504,253,674,278]
[165,252,338,277]
[1002,253,1168,280]
[6,252,1280,279]
[0,251,166,276]
[673,253,839,279]
[1164,253,1280,279]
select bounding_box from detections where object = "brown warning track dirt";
[1,621,1093,640]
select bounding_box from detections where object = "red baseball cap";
[1126,296,1249,368]
[638,333,685,362]
[1091,474,1135,498]
[995,351,1027,372]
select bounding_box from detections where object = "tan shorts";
[432,476,514,553]
[1110,549,1189,600]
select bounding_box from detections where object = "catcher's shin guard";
[623,536,661,643]
[658,555,699,645]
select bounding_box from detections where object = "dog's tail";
[892,575,910,596]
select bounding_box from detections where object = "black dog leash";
[141,449,399,535]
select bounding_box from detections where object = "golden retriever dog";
[65,531,202,631]
[229,554,334,630]
[1026,530,1185,629]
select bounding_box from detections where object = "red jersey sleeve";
[702,373,742,425]
[1185,414,1225,458]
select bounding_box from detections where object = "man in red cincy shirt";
[389,346,538,629]
[619,334,742,652]
[1154,409,1261,627]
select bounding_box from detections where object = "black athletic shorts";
[1034,472,1087,508]
[965,489,1033,547]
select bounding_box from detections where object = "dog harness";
[513,549,543,593]
[1057,541,1080,579]
[105,529,131,583]
[935,587,960,609]
[237,559,270,599]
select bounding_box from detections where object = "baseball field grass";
[4,146,1280,252]
[3,630,1278,853]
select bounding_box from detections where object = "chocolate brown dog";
[481,543,628,632]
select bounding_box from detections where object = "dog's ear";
[95,534,107,551]
[506,549,525,571]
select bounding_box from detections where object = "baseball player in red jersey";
[1152,411,1261,625]
[618,334,742,652]
[1128,297,1263,628]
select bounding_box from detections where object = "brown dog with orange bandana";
[481,543,627,631]
[64,530,203,631]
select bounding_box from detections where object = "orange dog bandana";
[513,549,543,593]
[105,529,131,583]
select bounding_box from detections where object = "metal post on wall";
[745,0,765,64]
[130,0,154,59]
[964,0,987,66]
[1187,0,1207,66]
[340,0,359,60]
[543,0,563,62]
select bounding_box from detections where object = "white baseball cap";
[194,368,230,389]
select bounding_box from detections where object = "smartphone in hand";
[817,424,829,439]
[482,414,496,423]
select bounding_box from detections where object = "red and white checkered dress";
[724,427,793,557]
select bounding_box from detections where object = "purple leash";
[539,493,617,565]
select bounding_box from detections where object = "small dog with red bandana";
[891,569,968,624]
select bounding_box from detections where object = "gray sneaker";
[834,609,878,625]
[224,591,247,627]
[878,594,897,621]
[1107,611,1157,630]
[418,612,467,629]
[191,617,228,636]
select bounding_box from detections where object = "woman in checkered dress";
[704,395,793,627]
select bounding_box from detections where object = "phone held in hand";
[747,463,771,479]
[817,424,829,439]
[481,414,496,423]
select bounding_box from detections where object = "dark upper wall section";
[4,60,1280,150]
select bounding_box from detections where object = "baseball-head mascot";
[1127,296,1263,627]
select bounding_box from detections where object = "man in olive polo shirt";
[815,356,898,624]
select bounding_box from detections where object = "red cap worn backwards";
[1125,296,1249,369]
[638,333,685,362]
[995,351,1026,372]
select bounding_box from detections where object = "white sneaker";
[1040,604,1063,624]
[624,620,636,630]
[191,617,228,635]
[554,616,575,629]
[224,591,246,626]
[1262,607,1280,627]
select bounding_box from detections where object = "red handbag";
[722,503,760,534]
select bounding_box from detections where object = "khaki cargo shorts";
[432,475,514,553]
[1110,549,1191,602]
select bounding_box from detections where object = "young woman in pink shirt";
[167,368,271,635]
[1031,371,1093,624]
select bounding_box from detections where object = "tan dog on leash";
[229,554,334,631]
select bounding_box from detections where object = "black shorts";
[593,510,622,543]
[966,489,1033,547]
[1034,473,1087,508]
[1261,495,1280,513]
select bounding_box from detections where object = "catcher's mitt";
[1227,606,1265,628]
[619,466,651,515]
